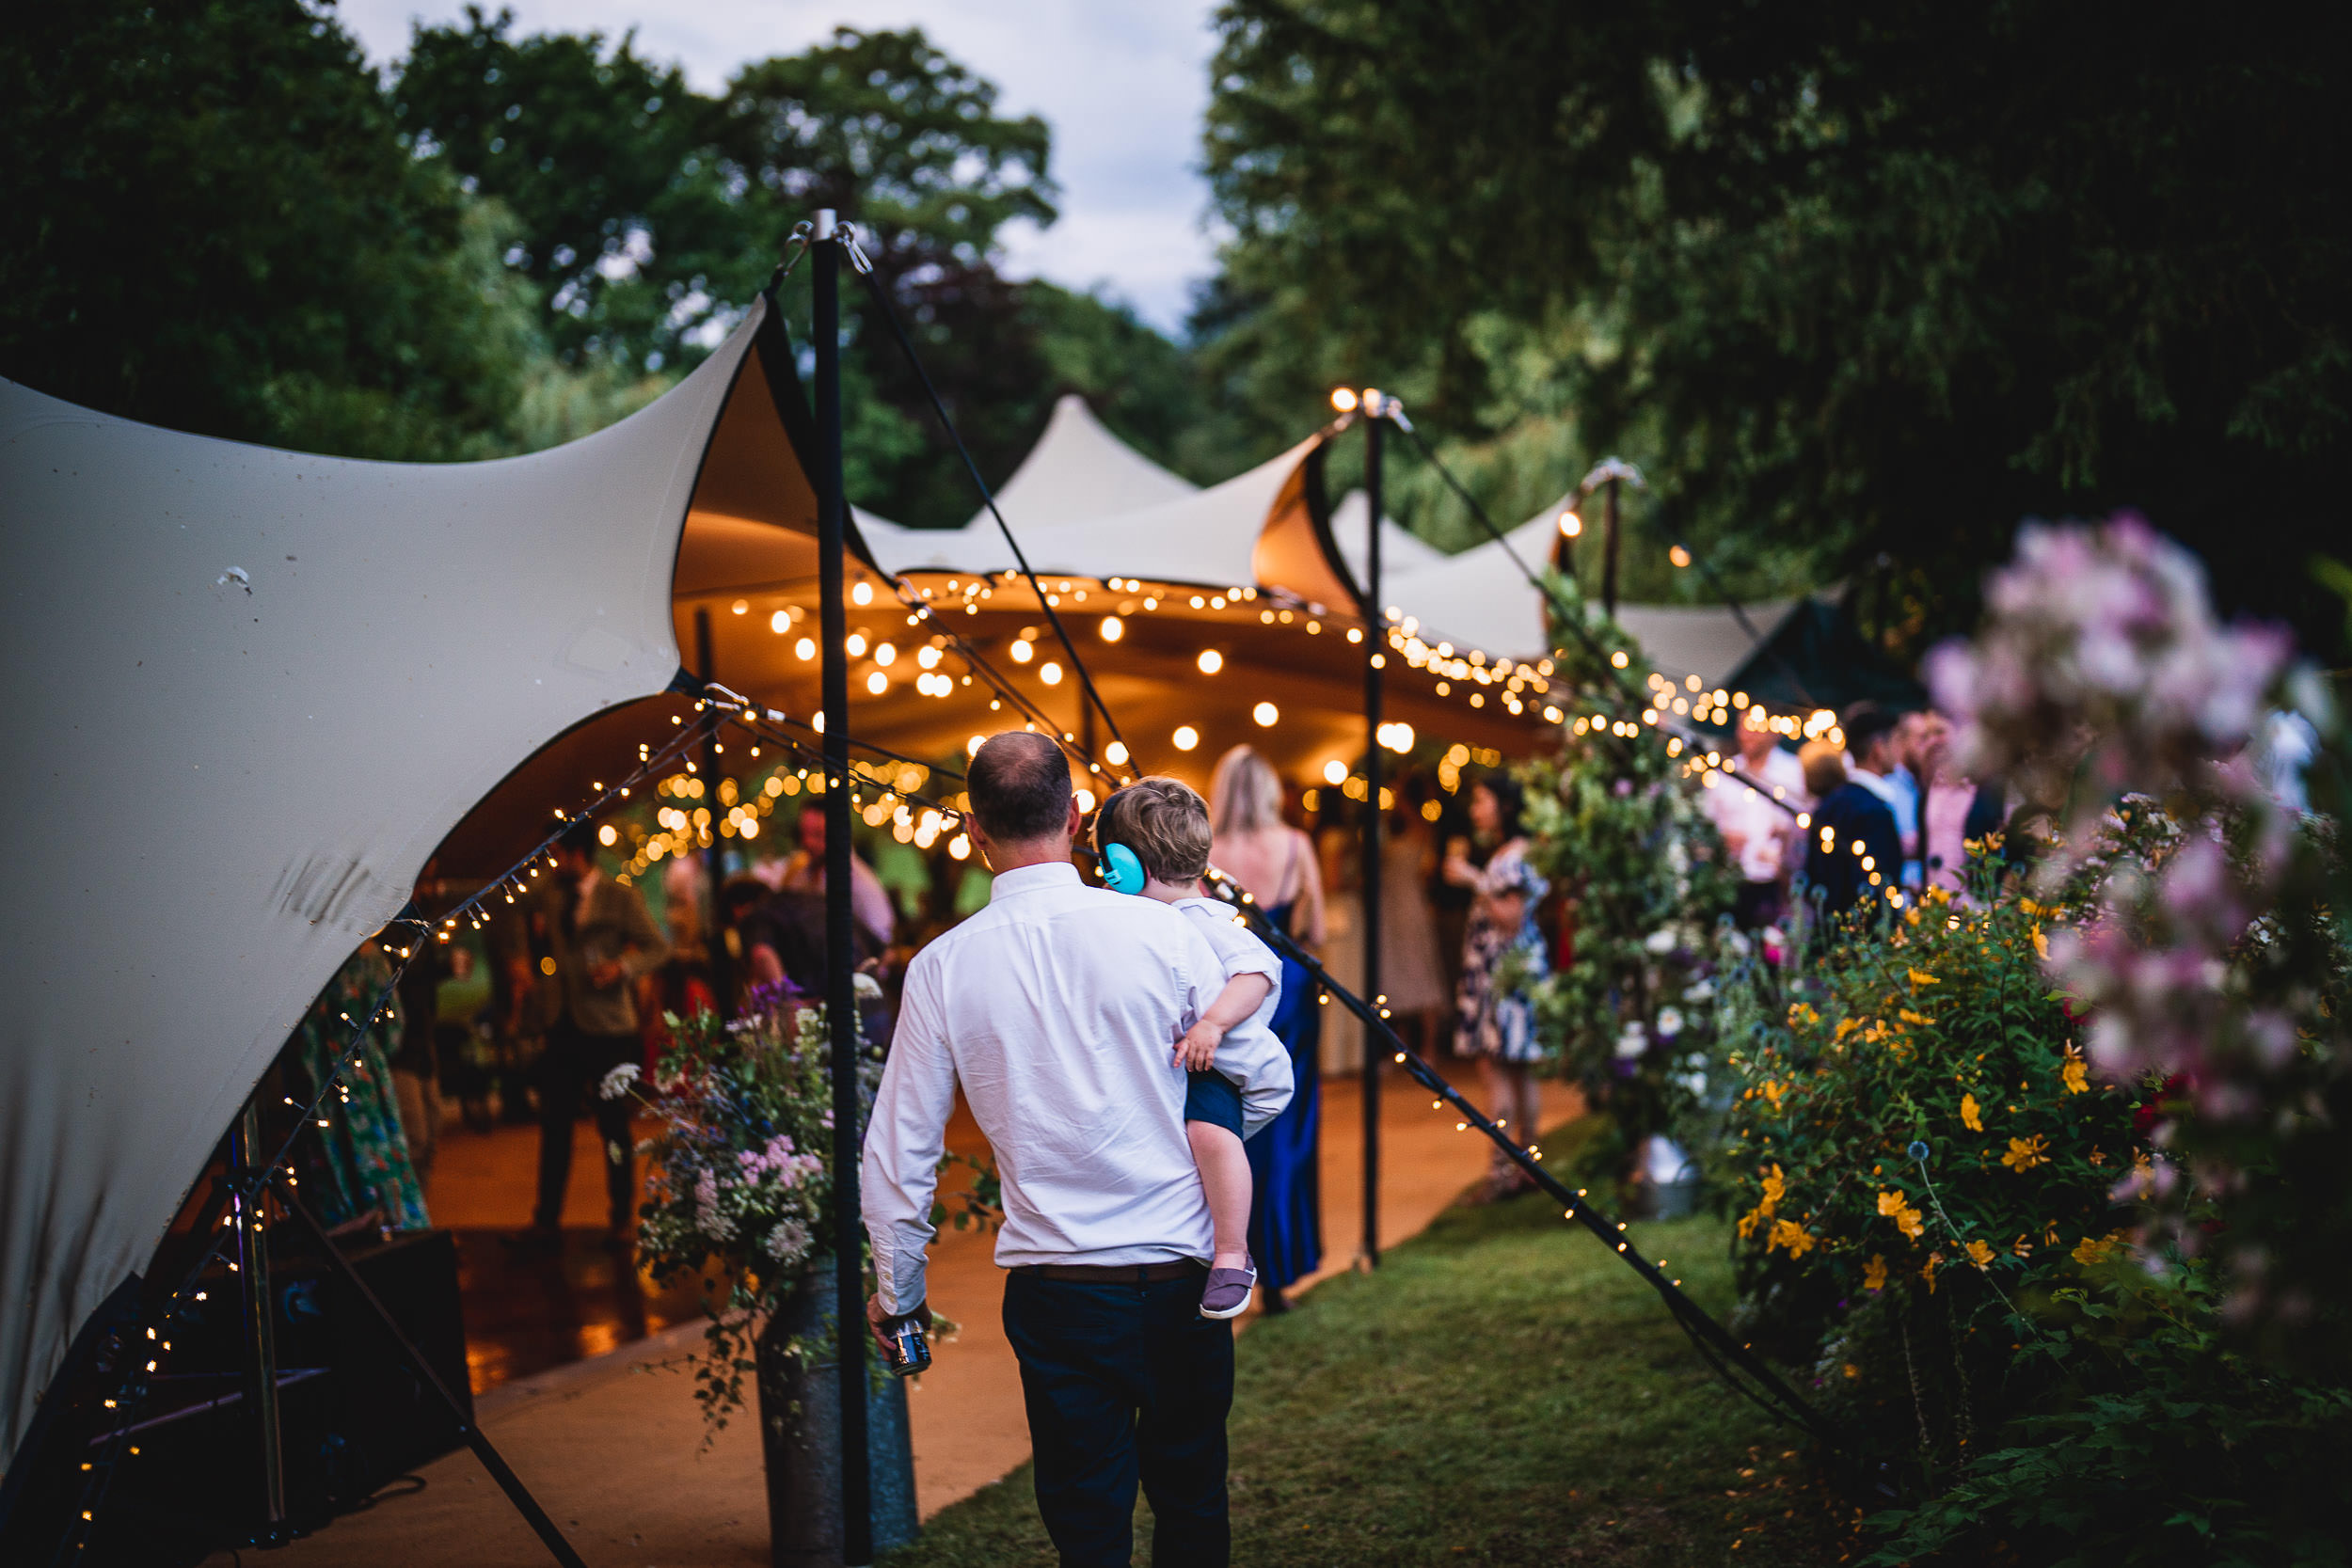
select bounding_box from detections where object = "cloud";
[338,0,1218,333]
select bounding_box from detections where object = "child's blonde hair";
[1097,776,1214,884]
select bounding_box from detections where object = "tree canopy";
[1200,0,2352,654]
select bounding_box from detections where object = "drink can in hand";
[884,1314,931,1376]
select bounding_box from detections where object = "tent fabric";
[1387,502,1801,688]
[1324,488,1446,589]
[861,394,1197,578]
[0,299,794,1474]
[1724,594,1926,714]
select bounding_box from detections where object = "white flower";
[1614,1021,1649,1060]
[597,1062,642,1101]
[1680,978,1715,1004]
[1655,1006,1685,1040]
[853,972,883,1001]
[1643,928,1677,955]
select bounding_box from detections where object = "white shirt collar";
[987,860,1082,901]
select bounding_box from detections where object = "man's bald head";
[968,731,1074,846]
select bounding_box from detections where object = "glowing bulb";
[1104,739,1130,766]
[1009,639,1035,664]
[1040,660,1064,686]
[947,833,971,861]
[1559,510,1582,538]
[1252,702,1279,727]
[1382,721,1416,753]
[1330,388,1359,412]
[967,735,986,757]
[1099,615,1123,642]
[1172,725,1200,752]
[596,824,617,847]
[1323,759,1348,785]
[851,581,874,607]
[1670,545,1692,568]
[1075,787,1096,813]
[866,671,889,695]
[794,637,817,661]
[1197,648,1224,674]
[1611,650,1629,668]
[846,632,867,657]
[730,598,749,615]
[770,610,790,633]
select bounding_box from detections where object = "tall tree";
[1202,0,2352,653]
[0,0,540,458]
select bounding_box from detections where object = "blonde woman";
[1208,745,1326,1309]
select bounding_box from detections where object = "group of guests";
[1705,699,2007,927]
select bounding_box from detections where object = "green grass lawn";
[888,1139,1862,1566]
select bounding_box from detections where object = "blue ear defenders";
[1101,841,1146,895]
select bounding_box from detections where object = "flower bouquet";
[604,980,868,1428]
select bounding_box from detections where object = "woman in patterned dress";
[1445,772,1550,1199]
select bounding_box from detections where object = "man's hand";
[587,959,625,989]
[866,1293,931,1355]
[1174,1018,1227,1071]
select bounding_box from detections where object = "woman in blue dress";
[1445,772,1550,1201]
[1209,745,1327,1311]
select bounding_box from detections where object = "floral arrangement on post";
[1923,515,2349,1368]
[602,979,873,1431]
[1518,606,1740,1191]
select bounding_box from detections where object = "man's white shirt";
[860,862,1295,1315]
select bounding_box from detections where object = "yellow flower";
[1877,1190,1925,1241]
[2072,1234,2120,1266]
[1761,1079,1786,1110]
[1834,1017,1862,1043]
[1899,1008,1937,1028]
[2001,1134,2051,1171]
[1861,1254,1888,1292]
[1758,1164,1786,1212]
[1907,967,1941,987]
[1787,1002,1820,1028]
[1960,1093,1983,1132]
[1964,1240,1995,1271]
[1767,1218,1816,1258]
[1921,1252,1943,1293]
[2060,1044,2089,1095]
[2031,923,2050,960]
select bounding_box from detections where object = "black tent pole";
[228,1101,291,1545]
[1359,400,1384,1269]
[813,209,874,1568]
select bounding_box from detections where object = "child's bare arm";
[1175,972,1273,1069]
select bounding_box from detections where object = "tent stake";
[813,207,875,1568]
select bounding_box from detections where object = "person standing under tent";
[1800,705,1907,928]
[778,800,897,958]
[527,818,670,1249]
[1207,744,1327,1313]
[1445,772,1550,1202]
[1706,708,1811,928]
[1379,775,1451,1055]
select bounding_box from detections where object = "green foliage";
[1716,876,2144,1473]
[1518,611,1740,1185]
[1867,1266,2352,1567]
[1201,0,2352,656]
[0,0,536,458]
[392,4,739,372]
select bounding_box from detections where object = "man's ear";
[1065,796,1085,839]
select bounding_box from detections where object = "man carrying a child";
[860,733,1293,1567]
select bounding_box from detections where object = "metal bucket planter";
[755,1262,918,1566]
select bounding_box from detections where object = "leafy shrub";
[1716,875,2145,1478]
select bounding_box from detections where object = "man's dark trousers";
[532,1020,638,1230]
[1002,1266,1233,1567]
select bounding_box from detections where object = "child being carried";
[1095,777,1280,1320]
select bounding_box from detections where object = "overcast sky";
[337,0,1223,335]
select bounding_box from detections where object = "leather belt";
[1019,1259,1204,1284]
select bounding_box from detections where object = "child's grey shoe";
[1200,1258,1256,1319]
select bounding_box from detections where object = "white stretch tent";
[0,298,814,1475]
[1389,502,1799,688]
